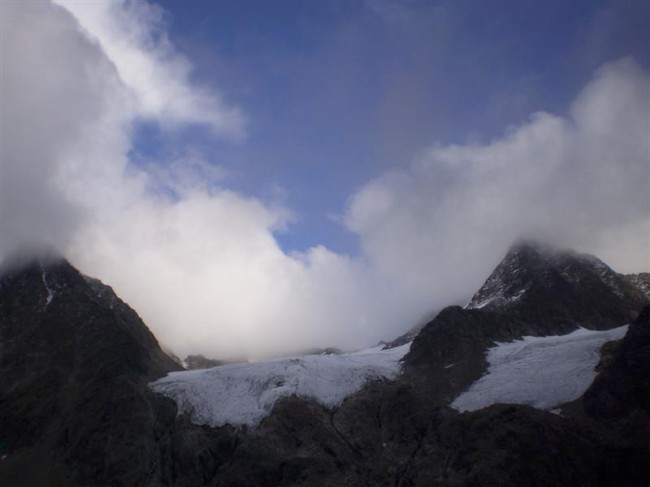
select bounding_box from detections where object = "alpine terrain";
[1,241,649,485]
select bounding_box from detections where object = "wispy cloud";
[54,0,245,139]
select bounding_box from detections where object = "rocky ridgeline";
[1,243,649,485]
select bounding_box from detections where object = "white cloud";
[346,57,649,310]
[0,0,129,254]
[53,0,245,139]
[1,2,647,361]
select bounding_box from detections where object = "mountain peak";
[466,240,558,311]
[467,241,649,328]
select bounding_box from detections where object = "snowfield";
[452,325,628,412]
[151,343,410,427]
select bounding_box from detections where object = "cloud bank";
[1,1,648,360]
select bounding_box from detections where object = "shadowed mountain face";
[582,306,650,419]
[1,244,649,485]
[625,272,650,300]
[0,256,181,485]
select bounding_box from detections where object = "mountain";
[403,241,649,403]
[0,255,180,485]
[1,243,649,485]
[467,240,648,328]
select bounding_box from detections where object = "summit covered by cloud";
[1,0,648,360]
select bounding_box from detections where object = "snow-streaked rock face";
[40,265,55,308]
[150,343,411,427]
[466,241,638,312]
[452,325,628,412]
[466,242,540,310]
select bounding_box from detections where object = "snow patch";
[469,285,527,310]
[40,265,54,307]
[451,325,628,412]
[151,342,411,427]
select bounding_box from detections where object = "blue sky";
[134,0,649,253]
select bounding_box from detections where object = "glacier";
[452,325,628,412]
[151,342,410,427]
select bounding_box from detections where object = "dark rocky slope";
[625,272,650,300]
[564,306,650,472]
[0,256,181,485]
[582,305,650,418]
[1,245,649,485]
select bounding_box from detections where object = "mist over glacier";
[1,0,648,360]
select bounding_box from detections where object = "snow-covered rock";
[451,325,628,412]
[150,343,411,427]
